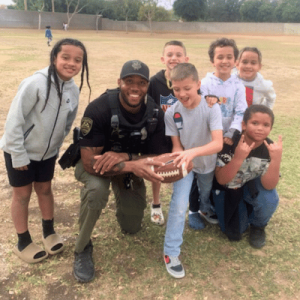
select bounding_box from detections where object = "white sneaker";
[164,254,185,279]
[151,205,164,225]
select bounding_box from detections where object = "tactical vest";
[107,89,158,154]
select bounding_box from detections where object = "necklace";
[165,72,172,90]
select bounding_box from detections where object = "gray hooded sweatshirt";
[0,67,79,168]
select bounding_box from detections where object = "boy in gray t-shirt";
[163,63,223,279]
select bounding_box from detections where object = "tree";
[52,0,55,12]
[11,0,62,11]
[24,0,27,10]
[173,0,206,21]
[28,0,45,28]
[224,0,242,22]
[240,0,262,22]
[65,0,90,27]
[257,2,275,22]
[153,6,172,21]
[138,0,157,33]
[114,0,142,21]
[277,0,300,22]
[81,0,116,19]
[106,0,142,32]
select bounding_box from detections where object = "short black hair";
[208,38,239,63]
[238,47,262,64]
[243,105,274,127]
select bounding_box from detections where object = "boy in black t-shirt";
[147,41,189,225]
[213,105,282,248]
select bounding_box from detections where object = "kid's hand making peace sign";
[264,135,283,162]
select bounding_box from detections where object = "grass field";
[0,29,299,300]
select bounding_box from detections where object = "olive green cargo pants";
[74,160,147,253]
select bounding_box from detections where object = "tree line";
[9,0,300,23]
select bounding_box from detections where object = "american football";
[151,153,193,183]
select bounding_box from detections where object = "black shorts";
[4,152,57,187]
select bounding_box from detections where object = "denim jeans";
[213,177,279,234]
[164,170,214,257]
[189,171,215,213]
[197,171,215,213]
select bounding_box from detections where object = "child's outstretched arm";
[205,95,219,108]
[260,136,282,190]
[264,81,276,109]
[215,135,255,185]
[173,130,223,168]
[228,86,248,134]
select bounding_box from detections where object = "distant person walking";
[63,22,68,31]
[45,26,52,46]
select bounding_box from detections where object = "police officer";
[73,60,168,283]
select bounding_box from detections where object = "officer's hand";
[14,165,28,171]
[131,158,164,183]
[93,151,127,175]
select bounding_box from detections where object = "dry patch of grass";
[0,29,299,300]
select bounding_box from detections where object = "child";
[63,22,68,31]
[147,41,189,225]
[45,26,52,47]
[0,38,91,263]
[163,63,223,278]
[189,38,248,229]
[236,47,276,109]
[212,105,281,247]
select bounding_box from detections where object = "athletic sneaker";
[73,241,95,283]
[199,210,219,224]
[164,254,185,279]
[151,205,164,225]
[249,225,266,248]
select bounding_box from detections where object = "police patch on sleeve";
[81,117,93,136]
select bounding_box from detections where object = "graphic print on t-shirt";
[216,141,270,189]
[245,86,254,107]
[160,94,178,107]
[173,112,183,131]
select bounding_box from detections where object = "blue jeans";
[164,171,214,257]
[197,171,215,213]
[213,177,279,234]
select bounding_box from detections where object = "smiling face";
[54,45,84,81]
[212,46,236,81]
[242,112,272,145]
[236,51,261,81]
[161,45,189,75]
[118,75,149,112]
[172,76,201,110]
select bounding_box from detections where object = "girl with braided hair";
[0,38,91,263]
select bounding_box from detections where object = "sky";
[0,0,13,4]
[0,0,175,9]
